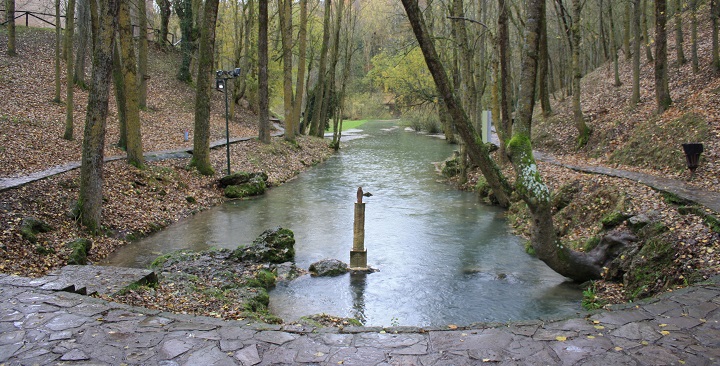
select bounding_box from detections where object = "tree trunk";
[712,0,720,72]
[690,0,698,72]
[320,0,345,140]
[642,0,654,63]
[190,0,220,174]
[137,0,149,108]
[280,0,295,142]
[400,0,512,209]
[609,0,622,87]
[54,0,62,103]
[539,0,552,117]
[157,0,171,45]
[499,0,512,149]
[112,41,128,150]
[571,0,590,147]
[258,0,270,144]
[176,0,195,83]
[74,0,90,88]
[510,0,603,282]
[674,0,686,65]
[118,0,144,168]
[451,0,478,129]
[6,0,16,56]
[630,0,641,106]
[292,0,308,137]
[63,0,76,140]
[655,0,673,113]
[77,0,119,233]
[308,0,332,137]
[623,0,631,59]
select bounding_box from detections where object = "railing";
[1,9,177,46]
[0,10,62,28]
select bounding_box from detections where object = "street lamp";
[216,68,241,175]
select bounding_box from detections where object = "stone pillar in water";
[350,188,368,270]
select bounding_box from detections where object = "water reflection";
[105,120,583,326]
[350,272,367,324]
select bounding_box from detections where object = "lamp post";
[216,68,241,175]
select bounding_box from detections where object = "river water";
[105,120,582,327]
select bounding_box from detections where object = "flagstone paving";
[1,273,718,365]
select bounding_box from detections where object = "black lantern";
[215,69,241,175]
[682,143,703,177]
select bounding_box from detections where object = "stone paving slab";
[0,276,719,365]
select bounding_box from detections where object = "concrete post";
[350,200,367,270]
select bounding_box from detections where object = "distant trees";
[655,0,673,113]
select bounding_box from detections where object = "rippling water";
[105,120,582,326]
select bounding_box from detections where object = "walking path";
[535,152,720,214]
[0,127,284,193]
[1,273,719,365]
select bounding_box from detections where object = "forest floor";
[1,12,719,323]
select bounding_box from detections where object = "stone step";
[33,265,157,296]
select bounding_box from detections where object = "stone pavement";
[1,273,719,365]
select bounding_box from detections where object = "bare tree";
[137,0,149,108]
[630,0,640,107]
[571,0,591,146]
[54,0,62,103]
[279,0,295,142]
[674,0,686,65]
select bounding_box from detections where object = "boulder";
[219,172,268,188]
[309,259,348,277]
[66,238,93,265]
[232,228,295,264]
[224,178,267,198]
[20,216,53,244]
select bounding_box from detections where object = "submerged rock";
[221,171,269,199]
[309,259,348,277]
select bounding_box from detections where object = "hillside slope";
[534,10,718,193]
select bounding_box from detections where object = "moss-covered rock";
[219,171,268,188]
[20,217,53,244]
[224,177,267,198]
[232,227,295,263]
[66,238,92,265]
[309,258,349,277]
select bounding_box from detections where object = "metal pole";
[224,78,231,175]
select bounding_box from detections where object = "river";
[105,120,582,327]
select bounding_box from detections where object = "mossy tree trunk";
[712,0,720,72]
[63,0,76,141]
[74,0,90,88]
[157,0,171,45]
[190,0,220,174]
[674,0,686,66]
[608,0,622,87]
[77,0,119,233]
[6,0,16,56]
[509,0,603,282]
[118,0,144,168]
[690,0,699,73]
[571,0,591,147]
[400,0,512,208]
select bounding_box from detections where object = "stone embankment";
[1,273,718,365]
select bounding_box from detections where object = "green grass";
[340,120,368,131]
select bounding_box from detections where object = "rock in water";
[309,259,349,277]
